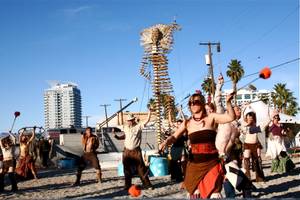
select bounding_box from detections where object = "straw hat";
[126,114,136,121]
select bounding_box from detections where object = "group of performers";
[0,127,53,192]
[0,77,295,198]
[158,74,288,198]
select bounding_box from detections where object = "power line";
[224,57,300,83]
[176,58,299,106]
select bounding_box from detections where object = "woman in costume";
[240,111,265,182]
[159,92,235,198]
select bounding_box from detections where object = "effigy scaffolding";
[140,22,180,147]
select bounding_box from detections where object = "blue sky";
[0,0,299,132]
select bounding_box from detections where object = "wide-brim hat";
[127,114,136,121]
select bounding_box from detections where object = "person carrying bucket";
[113,110,153,191]
[73,127,102,186]
[159,92,236,198]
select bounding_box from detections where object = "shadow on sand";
[254,167,300,198]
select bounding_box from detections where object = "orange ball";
[128,184,141,197]
[259,67,272,79]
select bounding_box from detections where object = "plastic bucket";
[117,162,139,177]
[57,158,76,169]
[149,155,168,177]
[117,161,124,176]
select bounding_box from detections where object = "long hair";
[188,93,206,115]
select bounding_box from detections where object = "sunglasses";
[274,117,280,120]
[189,100,202,106]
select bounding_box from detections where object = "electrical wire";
[224,57,300,84]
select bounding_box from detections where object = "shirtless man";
[73,127,101,186]
[16,127,38,179]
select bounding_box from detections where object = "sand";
[1,155,299,199]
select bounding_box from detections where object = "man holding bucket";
[114,111,153,191]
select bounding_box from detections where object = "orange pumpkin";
[128,185,141,197]
[259,67,272,79]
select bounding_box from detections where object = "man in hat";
[114,110,153,191]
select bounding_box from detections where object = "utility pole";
[100,104,111,128]
[114,98,127,125]
[199,42,221,101]
[82,115,91,127]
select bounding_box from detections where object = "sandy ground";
[1,155,299,199]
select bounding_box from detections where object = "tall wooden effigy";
[140,22,180,147]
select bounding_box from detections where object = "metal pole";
[100,104,111,128]
[82,115,91,127]
[199,41,221,102]
[208,43,215,98]
[115,99,127,125]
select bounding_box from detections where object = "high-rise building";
[44,83,82,129]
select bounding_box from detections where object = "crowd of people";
[0,85,296,198]
[0,127,54,192]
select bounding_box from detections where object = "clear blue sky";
[0,0,299,132]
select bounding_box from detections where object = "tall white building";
[44,83,82,129]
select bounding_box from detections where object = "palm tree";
[201,77,214,102]
[273,83,289,112]
[273,83,299,115]
[226,59,245,105]
[286,100,299,116]
[147,94,176,119]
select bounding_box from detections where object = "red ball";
[128,185,141,197]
